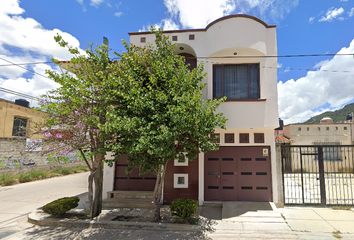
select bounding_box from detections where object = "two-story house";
[103,14,280,205]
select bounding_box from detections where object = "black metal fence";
[281,145,354,206]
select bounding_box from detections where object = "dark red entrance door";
[205,147,237,201]
[114,154,156,191]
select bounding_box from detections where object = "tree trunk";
[152,161,168,221]
[89,154,104,219]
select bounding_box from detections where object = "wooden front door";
[114,155,156,191]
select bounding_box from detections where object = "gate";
[281,145,354,206]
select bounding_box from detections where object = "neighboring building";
[283,118,353,146]
[283,117,353,173]
[0,98,47,168]
[103,14,280,205]
[0,98,45,138]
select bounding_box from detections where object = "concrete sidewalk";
[25,200,354,239]
[279,206,354,234]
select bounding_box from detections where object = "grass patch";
[332,206,352,210]
[0,165,88,186]
[51,167,73,175]
[332,231,342,239]
[0,173,17,186]
[18,170,49,183]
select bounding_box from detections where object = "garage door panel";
[205,187,220,201]
[238,188,271,201]
[205,146,272,202]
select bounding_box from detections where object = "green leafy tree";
[104,29,227,221]
[34,35,116,219]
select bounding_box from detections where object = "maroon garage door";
[114,155,156,191]
[205,146,272,201]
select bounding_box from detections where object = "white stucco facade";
[103,14,280,205]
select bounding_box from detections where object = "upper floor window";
[307,127,310,131]
[213,64,259,100]
[12,117,27,137]
[298,127,301,131]
[344,126,347,130]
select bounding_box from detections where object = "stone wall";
[0,161,87,175]
[0,137,50,169]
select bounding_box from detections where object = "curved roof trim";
[129,14,275,35]
[205,14,276,30]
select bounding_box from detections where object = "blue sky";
[0,0,353,124]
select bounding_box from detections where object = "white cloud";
[163,0,236,29]
[0,54,46,79]
[313,59,329,69]
[348,7,354,17]
[278,39,354,124]
[277,63,282,68]
[0,0,84,103]
[319,7,344,22]
[76,0,84,4]
[139,18,180,32]
[115,2,122,8]
[90,0,104,8]
[114,12,123,17]
[341,0,348,2]
[0,1,84,60]
[147,0,299,31]
[309,16,315,23]
[0,63,61,105]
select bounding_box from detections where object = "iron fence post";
[318,146,326,206]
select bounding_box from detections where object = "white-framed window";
[213,64,260,100]
[174,152,188,166]
[173,173,188,188]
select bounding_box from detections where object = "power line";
[0,61,53,67]
[261,66,353,73]
[0,57,52,80]
[197,53,354,59]
[0,87,41,101]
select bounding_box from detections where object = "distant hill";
[304,103,354,124]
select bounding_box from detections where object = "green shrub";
[169,198,198,222]
[0,173,17,186]
[74,165,88,172]
[51,167,72,175]
[42,197,80,217]
[18,170,49,183]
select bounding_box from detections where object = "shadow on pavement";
[222,201,273,219]
[20,226,212,240]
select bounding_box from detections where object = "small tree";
[33,35,117,219]
[104,29,227,221]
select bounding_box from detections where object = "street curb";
[28,210,202,232]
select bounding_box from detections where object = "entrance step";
[106,190,154,199]
[103,190,155,208]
